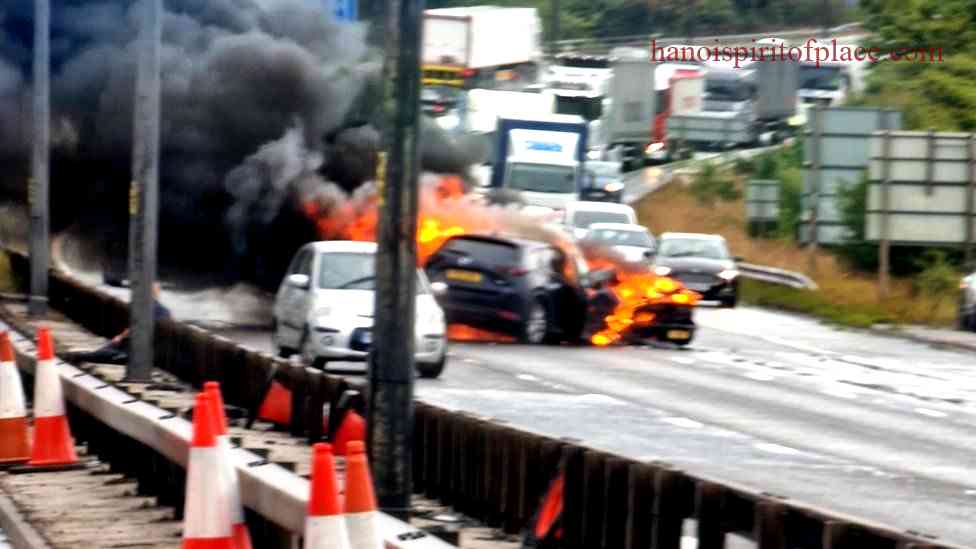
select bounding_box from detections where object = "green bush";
[690,162,740,206]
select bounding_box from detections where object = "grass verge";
[0,250,15,293]
[637,174,960,328]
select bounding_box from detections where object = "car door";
[280,249,314,347]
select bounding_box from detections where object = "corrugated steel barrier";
[1,247,963,549]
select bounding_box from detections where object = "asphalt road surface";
[72,266,976,546]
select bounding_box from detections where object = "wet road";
[179,302,976,547]
[54,155,976,546]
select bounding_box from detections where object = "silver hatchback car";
[272,241,448,378]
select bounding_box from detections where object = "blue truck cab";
[490,114,590,211]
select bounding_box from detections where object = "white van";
[563,201,638,239]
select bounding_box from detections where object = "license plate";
[667,330,690,340]
[446,269,483,283]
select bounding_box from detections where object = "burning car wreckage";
[303,173,700,347]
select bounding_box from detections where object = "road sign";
[332,0,357,22]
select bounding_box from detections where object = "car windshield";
[508,164,576,193]
[588,228,654,247]
[571,210,631,228]
[657,238,730,260]
[799,65,843,91]
[438,238,520,266]
[318,252,427,292]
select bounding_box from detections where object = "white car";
[272,241,448,378]
[582,222,657,263]
[563,201,638,239]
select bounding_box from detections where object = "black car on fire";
[651,232,740,308]
[424,234,590,344]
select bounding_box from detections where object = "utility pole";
[368,0,424,520]
[28,0,50,318]
[127,0,163,382]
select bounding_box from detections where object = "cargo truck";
[422,6,542,91]
[666,38,799,153]
[490,114,590,210]
[601,47,655,171]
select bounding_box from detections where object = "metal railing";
[739,262,819,290]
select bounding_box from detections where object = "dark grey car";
[424,235,589,344]
[651,232,741,308]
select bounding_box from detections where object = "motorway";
[48,153,976,546]
[61,256,976,547]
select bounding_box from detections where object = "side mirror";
[430,281,448,296]
[643,249,655,259]
[287,273,310,290]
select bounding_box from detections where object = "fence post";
[878,130,892,300]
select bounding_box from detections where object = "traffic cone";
[0,331,30,465]
[183,392,233,549]
[305,443,351,549]
[205,382,252,549]
[344,440,381,549]
[521,467,565,548]
[28,327,78,466]
[332,410,365,457]
[257,381,291,426]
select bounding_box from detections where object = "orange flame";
[589,272,700,346]
[447,324,517,343]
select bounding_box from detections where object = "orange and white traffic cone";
[204,382,252,549]
[344,440,381,549]
[332,410,365,457]
[257,381,291,426]
[305,443,351,549]
[183,392,233,549]
[0,331,30,465]
[28,327,78,466]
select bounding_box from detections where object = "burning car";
[585,271,700,347]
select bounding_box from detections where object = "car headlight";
[603,181,624,193]
[654,266,672,276]
[718,269,739,281]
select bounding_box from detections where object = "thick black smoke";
[0,0,481,289]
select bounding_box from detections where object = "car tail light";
[497,310,519,321]
[504,266,529,277]
[433,104,445,113]
[461,68,476,78]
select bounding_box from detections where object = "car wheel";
[721,295,738,308]
[271,319,295,358]
[967,312,976,332]
[416,354,446,379]
[520,300,549,345]
[299,327,325,369]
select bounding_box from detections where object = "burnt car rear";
[424,234,587,344]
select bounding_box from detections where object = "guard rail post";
[755,500,787,549]
[652,468,685,549]
[581,449,609,547]
[696,481,727,549]
[602,457,630,548]
[624,462,654,549]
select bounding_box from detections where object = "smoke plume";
[0,0,483,289]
